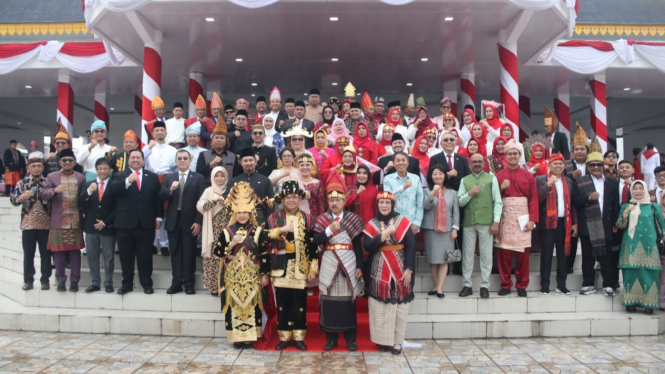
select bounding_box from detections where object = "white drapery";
[0,45,43,75]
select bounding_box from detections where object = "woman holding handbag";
[615,180,665,314]
[421,164,460,298]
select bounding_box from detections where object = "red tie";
[135,171,141,191]
[335,217,340,222]
[98,180,104,199]
[447,155,453,170]
[621,183,629,205]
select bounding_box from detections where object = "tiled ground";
[0,331,664,373]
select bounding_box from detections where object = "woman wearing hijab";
[363,191,416,355]
[524,135,551,177]
[500,124,526,165]
[459,108,476,144]
[337,146,361,217]
[346,164,378,224]
[480,100,506,131]
[328,118,352,145]
[487,136,508,174]
[307,124,335,173]
[410,135,431,183]
[378,124,396,156]
[376,108,409,147]
[615,180,665,314]
[196,166,230,296]
[318,105,336,130]
[262,116,285,159]
[422,164,459,298]
[407,107,434,144]
[353,121,378,164]
[296,153,325,217]
[465,138,490,173]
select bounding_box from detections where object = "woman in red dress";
[346,164,378,224]
[296,154,325,216]
[353,121,378,164]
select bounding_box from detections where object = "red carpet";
[259,288,377,352]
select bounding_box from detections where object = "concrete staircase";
[0,197,663,339]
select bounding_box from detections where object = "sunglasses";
[176,157,190,161]
[427,136,437,140]
[588,163,604,168]
[292,138,304,141]
[252,132,264,136]
[605,154,618,159]
[470,160,484,164]
[441,138,456,143]
[93,130,105,134]
[54,141,68,146]
[60,158,75,163]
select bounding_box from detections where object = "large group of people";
[5,84,665,353]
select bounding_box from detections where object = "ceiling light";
[110,108,115,111]
[330,17,338,21]
[331,58,338,62]
[357,93,361,96]
[251,83,257,86]
[421,58,428,62]
[332,82,338,86]
[25,85,32,89]
[444,17,454,21]
[17,122,21,125]
[205,17,214,22]
[304,93,308,96]
[235,58,243,62]
[251,94,255,97]
[623,87,630,91]
[406,83,413,86]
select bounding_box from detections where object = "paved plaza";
[0,331,664,373]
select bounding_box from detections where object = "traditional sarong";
[494,196,531,252]
[47,228,84,252]
[623,269,660,310]
[5,171,21,187]
[368,298,409,346]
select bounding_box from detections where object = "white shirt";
[575,162,587,176]
[143,143,177,175]
[375,123,410,147]
[442,151,455,171]
[165,117,186,144]
[591,174,605,215]
[656,186,664,206]
[554,178,565,217]
[183,145,206,172]
[125,168,144,189]
[87,176,110,196]
[77,143,112,173]
[619,178,630,203]
[325,212,344,237]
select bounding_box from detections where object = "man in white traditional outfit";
[182,122,206,172]
[165,102,186,149]
[76,120,112,182]
[642,143,661,190]
[143,121,177,255]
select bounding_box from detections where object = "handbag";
[651,204,665,255]
[446,239,462,263]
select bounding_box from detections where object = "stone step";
[0,292,661,338]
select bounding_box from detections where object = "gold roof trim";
[574,23,665,37]
[0,22,89,37]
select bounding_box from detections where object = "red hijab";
[492,136,508,164]
[470,123,488,155]
[414,107,433,138]
[483,103,504,130]
[385,108,402,127]
[411,135,431,178]
[527,144,548,176]
[500,123,515,141]
[466,138,489,172]
[380,124,396,146]
[352,122,377,158]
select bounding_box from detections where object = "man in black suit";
[159,150,205,295]
[79,159,116,293]
[231,148,274,224]
[564,137,589,273]
[197,125,238,185]
[280,101,315,148]
[111,149,164,295]
[250,124,277,177]
[543,106,570,160]
[374,133,420,187]
[572,152,620,296]
[228,110,253,154]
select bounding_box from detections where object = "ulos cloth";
[494,196,531,252]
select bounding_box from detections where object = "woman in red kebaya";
[353,122,378,164]
[346,165,378,224]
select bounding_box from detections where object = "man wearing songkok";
[77,120,113,182]
[165,102,186,149]
[267,179,317,351]
[383,152,423,236]
[494,139,539,297]
[374,134,420,187]
[536,152,577,295]
[572,145,621,296]
[223,104,236,129]
[143,121,177,255]
[642,143,661,190]
[564,122,590,272]
[160,149,205,295]
[251,124,277,177]
[110,130,140,173]
[543,106,569,159]
[44,122,82,175]
[144,95,167,141]
[197,121,238,185]
[305,89,323,127]
[78,158,116,293]
[232,148,274,224]
[312,171,365,351]
[212,182,271,348]
[186,94,216,149]
[281,101,315,149]
[267,87,289,131]
[284,97,296,120]
[372,96,386,124]
[457,153,503,298]
[4,140,26,196]
[229,110,253,154]
[253,96,268,126]
[183,122,206,172]
[345,102,366,135]
[433,97,460,130]
[41,148,86,292]
[10,152,51,291]
[111,149,164,295]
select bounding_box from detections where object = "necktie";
[178,173,186,210]
[335,217,340,222]
[99,180,104,200]
[621,183,629,205]
[447,155,453,170]
[135,171,141,191]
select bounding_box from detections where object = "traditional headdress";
[274,178,306,203]
[361,92,373,110]
[282,126,313,139]
[350,102,361,110]
[153,121,166,129]
[376,191,395,202]
[572,122,589,148]
[543,106,558,128]
[481,99,502,112]
[328,97,340,107]
[54,118,70,142]
[195,94,206,110]
[504,139,522,155]
[589,136,602,154]
[442,112,455,120]
[415,96,427,108]
[60,148,75,159]
[326,169,347,200]
[90,120,107,133]
[151,95,164,110]
[549,152,565,163]
[185,122,202,136]
[523,133,553,158]
[226,181,260,225]
[123,129,139,143]
[406,94,415,108]
[440,97,452,106]
[587,152,603,163]
[344,82,356,98]
[211,92,223,109]
[374,96,385,104]
[212,120,227,135]
[27,152,43,165]
[270,86,281,102]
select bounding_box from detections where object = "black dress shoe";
[117,287,133,295]
[144,288,154,294]
[85,285,100,293]
[233,342,244,349]
[517,289,527,297]
[211,291,218,297]
[458,286,473,297]
[480,287,490,299]
[324,341,337,351]
[57,282,66,292]
[166,287,182,295]
[391,346,402,355]
[427,290,437,296]
[645,308,654,315]
[436,292,445,299]
[152,245,158,255]
[294,341,307,351]
[378,345,391,352]
[626,306,637,313]
[243,342,253,349]
[161,248,170,256]
[347,341,357,352]
[498,288,511,296]
[69,282,78,292]
[105,285,114,293]
[185,289,195,295]
[275,341,291,350]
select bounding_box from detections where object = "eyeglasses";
[224,111,234,114]
[605,154,618,159]
[427,136,437,140]
[236,118,247,122]
[441,138,456,143]
[54,141,68,146]
[588,163,604,168]
[292,138,304,141]
[252,132,264,136]
[176,157,190,161]
[93,130,105,134]
[656,174,665,179]
[60,158,75,163]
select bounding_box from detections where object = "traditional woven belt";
[324,243,353,251]
[379,244,404,252]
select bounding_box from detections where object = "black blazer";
[374,154,420,186]
[572,176,620,244]
[111,168,164,230]
[253,145,277,177]
[428,152,471,191]
[535,175,577,229]
[78,179,116,236]
[271,112,289,132]
[550,132,570,160]
[159,170,205,232]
